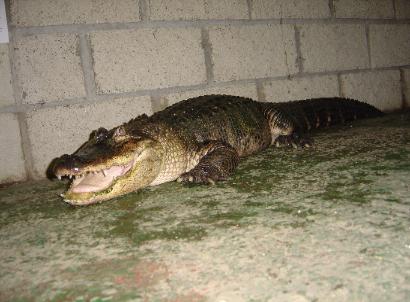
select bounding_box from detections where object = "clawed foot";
[177,169,217,185]
[274,133,313,149]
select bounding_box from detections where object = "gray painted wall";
[1,0,410,183]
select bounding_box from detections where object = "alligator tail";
[272,97,384,132]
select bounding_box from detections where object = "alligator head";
[51,125,164,205]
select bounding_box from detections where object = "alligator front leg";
[177,141,239,184]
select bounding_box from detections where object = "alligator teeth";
[57,175,61,180]
[102,169,107,177]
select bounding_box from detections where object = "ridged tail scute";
[272,97,384,132]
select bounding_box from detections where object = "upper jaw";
[54,160,133,183]
[55,166,111,181]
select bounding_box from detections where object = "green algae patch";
[199,209,258,227]
[111,223,207,244]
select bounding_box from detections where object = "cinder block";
[158,83,258,106]
[91,28,206,94]
[149,0,248,20]
[251,0,330,19]
[369,25,410,68]
[395,0,410,19]
[0,45,14,107]
[334,0,394,18]
[262,75,339,103]
[26,96,152,177]
[0,113,26,183]
[14,33,86,105]
[340,70,401,111]
[299,24,368,73]
[209,25,297,82]
[403,68,410,108]
[10,0,140,26]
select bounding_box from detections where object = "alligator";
[51,95,383,205]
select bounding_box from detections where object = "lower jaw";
[62,187,114,205]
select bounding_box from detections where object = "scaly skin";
[51,95,383,205]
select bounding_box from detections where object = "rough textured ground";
[1,112,410,302]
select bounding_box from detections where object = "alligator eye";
[95,127,108,143]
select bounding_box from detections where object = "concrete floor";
[1,112,410,302]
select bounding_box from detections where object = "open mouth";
[55,160,134,194]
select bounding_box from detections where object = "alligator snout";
[52,154,83,174]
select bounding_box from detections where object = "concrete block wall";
[0,0,409,183]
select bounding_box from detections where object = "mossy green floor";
[1,113,410,302]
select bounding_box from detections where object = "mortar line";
[7,28,35,180]
[392,0,397,19]
[246,0,253,20]
[16,113,37,179]
[12,18,410,36]
[150,95,169,113]
[337,73,344,97]
[328,0,335,18]
[297,65,410,77]
[294,25,304,74]
[255,79,266,102]
[139,0,149,21]
[203,0,210,16]
[201,27,214,83]
[399,68,407,109]
[2,65,410,115]
[365,24,372,68]
[79,34,97,99]
[303,65,410,76]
